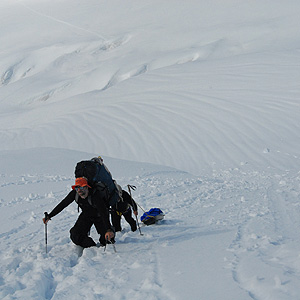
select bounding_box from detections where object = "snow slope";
[1,0,300,299]
[1,148,300,300]
[1,0,300,175]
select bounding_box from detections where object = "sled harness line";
[127,185,157,220]
[135,201,156,220]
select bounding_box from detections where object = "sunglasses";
[75,186,87,192]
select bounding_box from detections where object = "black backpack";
[75,156,122,207]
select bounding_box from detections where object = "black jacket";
[114,190,138,213]
[48,189,112,232]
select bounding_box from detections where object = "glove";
[43,212,51,224]
[105,230,115,241]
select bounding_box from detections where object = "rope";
[135,202,156,219]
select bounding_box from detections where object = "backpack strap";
[87,195,93,207]
[75,193,80,212]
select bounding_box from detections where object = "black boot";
[130,222,137,232]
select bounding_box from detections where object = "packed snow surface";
[1,1,300,299]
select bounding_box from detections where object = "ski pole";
[112,242,117,253]
[44,212,48,254]
[127,185,143,236]
[104,238,117,253]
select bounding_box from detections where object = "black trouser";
[70,211,106,248]
[111,208,137,232]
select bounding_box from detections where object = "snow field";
[1,149,300,299]
[1,0,300,299]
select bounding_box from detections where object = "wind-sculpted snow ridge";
[1,1,300,176]
[1,148,300,299]
[1,50,300,176]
